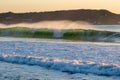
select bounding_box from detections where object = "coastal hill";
[0,9,120,25]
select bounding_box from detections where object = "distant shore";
[0,9,120,25]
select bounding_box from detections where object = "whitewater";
[0,37,120,80]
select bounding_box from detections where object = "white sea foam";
[0,54,120,76]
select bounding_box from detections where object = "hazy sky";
[0,0,120,13]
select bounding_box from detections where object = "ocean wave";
[0,54,120,76]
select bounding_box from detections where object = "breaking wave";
[0,53,120,76]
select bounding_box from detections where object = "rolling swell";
[0,54,120,76]
[0,27,119,42]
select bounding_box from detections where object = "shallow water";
[1,61,118,80]
[0,37,120,80]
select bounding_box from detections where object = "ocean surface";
[0,37,120,80]
[93,25,120,32]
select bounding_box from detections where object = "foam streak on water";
[0,54,120,76]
